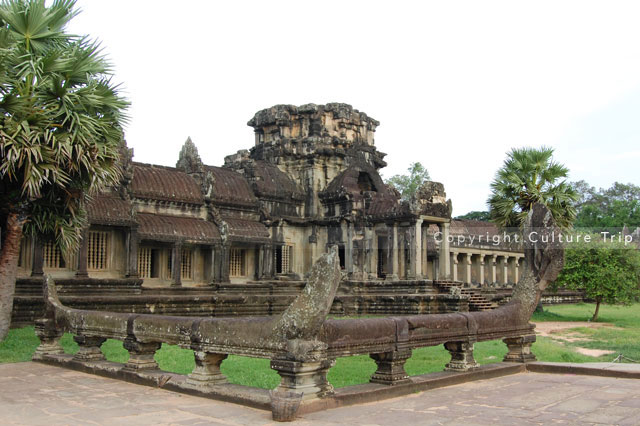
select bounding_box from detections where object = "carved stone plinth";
[444,341,479,372]
[370,349,412,385]
[33,319,64,358]
[73,335,106,362]
[186,351,228,387]
[123,339,161,371]
[270,358,335,400]
[503,334,537,363]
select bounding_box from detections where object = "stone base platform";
[2,361,640,425]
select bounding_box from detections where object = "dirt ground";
[533,321,618,357]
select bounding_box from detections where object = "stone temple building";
[14,103,568,325]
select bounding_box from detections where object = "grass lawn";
[1,303,637,389]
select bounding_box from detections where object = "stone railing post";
[186,351,228,387]
[123,338,161,371]
[370,349,412,385]
[270,342,334,401]
[444,340,479,372]
[503,334,537,363]
[73,335,106,362]
[33,318,64,359]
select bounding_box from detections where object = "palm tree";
[488,147,578,229]
[0,0,128,340]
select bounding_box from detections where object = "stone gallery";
[14,103,573,325]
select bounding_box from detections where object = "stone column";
[256,245,264,280]
[438,222,451,279]
[31,238,44,277]
[451,253,458,281]
[421,224,428,278]
[464,253,472,284]
[126,227,139,278]
[262,244,274,279]
[365,227,376,279]
[478,255,485,285]
[502,256,509,285]
[406,224,415,280]
[221,244,230,283]
[514,257,521,284]
[491,255,497,284]
[346,222,354,276]
[207,245,216,284]
[409,220,423,280]
[386,224,399,281]
[171,242,182,287]
[75,228,89,277]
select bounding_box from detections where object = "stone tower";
[226,103,387,217]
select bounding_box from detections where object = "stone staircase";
[433,280,498,312]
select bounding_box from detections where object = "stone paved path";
[2,362,640,425]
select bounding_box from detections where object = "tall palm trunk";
[0,210,27,341]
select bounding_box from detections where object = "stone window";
[275,244,293,274]
[138,247,169,279]
[229,248,245,277]
[43,240,65,269]
[87,231,109,270]
[138,247,152,278]
[181,248,193,280]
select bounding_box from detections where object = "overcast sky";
[67,0,640,217]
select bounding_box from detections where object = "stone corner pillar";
[386,224,399,281]
[126,226,139,278]
[171,242,183,287]
[438,222,451,279]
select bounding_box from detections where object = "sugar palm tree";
[488,147,578,229]
[0,0,128,340]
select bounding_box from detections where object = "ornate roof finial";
[176,137,204,175]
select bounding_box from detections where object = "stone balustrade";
[32,204,564,421]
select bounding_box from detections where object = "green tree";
[573,181,640,230]
[0,0,128,340]
[385,162,431,200]
[455,211,490,221]
[488,147,578,229]
[555,237,640,321]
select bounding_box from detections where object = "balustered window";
[181,248,193,280]
[138,247,152,278]
[275,244,293,274]
[87,231,109,270]
[229,248,245,277]
[43,240,65,269]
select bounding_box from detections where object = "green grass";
[2,303,638,389]
[532,302,640,362]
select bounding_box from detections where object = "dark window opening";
[338,246,346,270]
[150,249,160,278]
[275,246,283,274]
[357,172,376,193]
